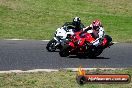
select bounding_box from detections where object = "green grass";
[0,69,132,88]
[0,0,132,42]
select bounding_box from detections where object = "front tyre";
[59,45,70,57]
[104,35,112,47]
[46,39,57,52]
[88,48,103,58]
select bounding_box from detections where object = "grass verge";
[0,68,132,88]
[0,0,132,42]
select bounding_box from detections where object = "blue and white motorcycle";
[46,26,74,52]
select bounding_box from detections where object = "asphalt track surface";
[0,40,132,71]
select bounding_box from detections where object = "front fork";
[102,35,113,48]
[53,37,60,47]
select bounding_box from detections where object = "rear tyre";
[46,39,57,52]
[59,45,70,57]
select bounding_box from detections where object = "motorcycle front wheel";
[88,48,103,58]
[46,39,57,52]
[59,45,71,57]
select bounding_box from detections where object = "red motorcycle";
[59,31,113,58]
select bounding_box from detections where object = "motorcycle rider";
[54,17,85,47]
[62,17,85,32]
[82,19,105,47]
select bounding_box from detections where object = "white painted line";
[41,40,50,41]
[63,68,122,71]
[0,69,59,73]
[5,39,27,41]
[3,39,119,43]
[0,68,124,73]
[113,42,118,44]
[4,39,50,41]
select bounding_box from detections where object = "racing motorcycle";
[59,31,113,58]
[46,26,74,52]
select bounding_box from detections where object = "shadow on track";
[69,55,110,59]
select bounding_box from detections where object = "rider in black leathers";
[62,17,85,32]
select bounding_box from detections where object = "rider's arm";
[92,27,105,46]
[62,22,73,27]
[98,27,105,39]
[83,26,92,33]
[62,22,76,30]
[82,24,92,31]
[80,23,85,29]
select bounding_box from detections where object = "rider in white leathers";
[83,19,105,47]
